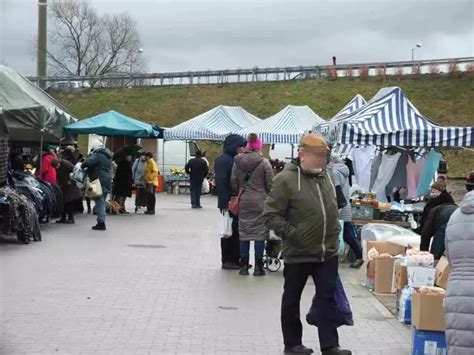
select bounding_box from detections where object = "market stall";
[0,65,76,243]
[164,105,260,141]
[235,105,325,144]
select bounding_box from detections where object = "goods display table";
[165,176,190,195]
[352,218,411,229]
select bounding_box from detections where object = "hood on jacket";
[234,151,264,173]
[286,159,327,191]
[460,191,474,214]
[223,134,246,157]
[94,148,113,159]
[331,162,349,179]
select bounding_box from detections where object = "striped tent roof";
[164,105,260,141]
[331,94,367,121]
[313,95,367,150]
[236,105,325,144]
[338,87,474,147]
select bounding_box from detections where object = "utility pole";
[37,0,48,88]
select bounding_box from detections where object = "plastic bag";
[201,178,210,194]
[398,286,413,324]
[306,275,354,328]
[70,163,85,188]
[219,210,233,238]
[337,220,345,255]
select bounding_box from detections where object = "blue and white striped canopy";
[331,94,367,121]
[313,94,367,149]
[236,105,325,144]
[164,105,260,141]
[338,87,474,147]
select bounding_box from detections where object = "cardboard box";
[408,267,436,288]
[395,264,408,290]
[374,257,396,294]
[412,328,447,355]
[411,293,445,332]
[366,240,406,259]
[366,240,406,282]
[435,256,452,289]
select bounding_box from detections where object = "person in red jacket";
[34,147,57,184]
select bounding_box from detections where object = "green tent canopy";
[63,110,163,138]
[0,65,75,143]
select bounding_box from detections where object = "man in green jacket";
[264,134,351,355]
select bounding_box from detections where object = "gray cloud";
[1,0,473,75]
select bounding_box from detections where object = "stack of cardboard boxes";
[409,256,452,354]
[364,240,453,354]
[365,240,406,294]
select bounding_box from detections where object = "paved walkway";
[0,194,411,355]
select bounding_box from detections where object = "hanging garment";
[406,156,425,199]
[369,152,383,191]
[416,150,442,197]
[386,153,408,191]
[350,146,376,192]
[371,152,402,194]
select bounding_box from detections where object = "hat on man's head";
[299,134,330,153]
[431,181,447,192]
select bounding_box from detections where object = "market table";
[352,218,411,229]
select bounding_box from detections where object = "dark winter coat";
[264,160,341,263]
[420,202,457,259]
[82,148,113,194]
[185,157,209,182]
[56,159,82,204]
[231,151,274,241]
[214,134,247,210]
[419,190,455,231]
[112,160,133,197]
[445,191,474,354]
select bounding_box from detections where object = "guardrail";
[29,56,474,89]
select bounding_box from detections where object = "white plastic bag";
[201,178,210,194]
[337,220,345,255]
[219,210,233,238]
[70,162,85,188]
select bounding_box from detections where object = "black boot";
[239,257,249,275]
[92,222,106,231]
[253,258,265,276]
[284,345,314,354]
[322,347,352,355]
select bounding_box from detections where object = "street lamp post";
[129,48,144,86]
[411,43,422,62]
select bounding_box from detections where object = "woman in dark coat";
[112,156,133,213]
[231,133,274,276]
[53,158,82,224]
[419,181,455,231]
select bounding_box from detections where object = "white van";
[87,135,195,176]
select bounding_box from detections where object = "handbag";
[84,177,103,199]
[228,160,263,216]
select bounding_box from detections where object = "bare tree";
[48,0,146,86]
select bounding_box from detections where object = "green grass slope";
[54,76,474,177]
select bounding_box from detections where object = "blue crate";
[412,327,447,355]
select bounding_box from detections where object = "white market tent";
[163,105,260,141]
[236,105,325,144]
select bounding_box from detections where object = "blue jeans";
[96,193,107,223]
[240,240,265,259]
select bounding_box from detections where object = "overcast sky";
[1,0,473,76]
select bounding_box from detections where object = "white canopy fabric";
[163,105,260,141]
[236,105,325,144]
